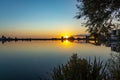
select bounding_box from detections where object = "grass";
[52,54,108,80]
[107,53,120,80]
[41,53,120,80]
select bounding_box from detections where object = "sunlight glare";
[64,35,69,38]
[62,40,70,47]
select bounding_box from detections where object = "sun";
[64,35,69,38]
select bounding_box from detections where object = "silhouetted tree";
[68,36,75,40]
[2,35,6,40]
[76,0,120,37]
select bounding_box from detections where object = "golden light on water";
[62,40,71,47]
[64,40,69,43]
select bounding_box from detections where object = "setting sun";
[64,35,69,38]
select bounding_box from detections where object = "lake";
[0,40,113,80]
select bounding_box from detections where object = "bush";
[52,54,108,80]
[108,53,120,80]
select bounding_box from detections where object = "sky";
[0,0,87,38]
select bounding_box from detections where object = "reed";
[108,53,120,80]
[40,53,120,80]
[52,54,108,80]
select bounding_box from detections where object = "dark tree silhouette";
[76,0,120,36]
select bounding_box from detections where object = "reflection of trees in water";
[90,39,120,53]
[108,52,120,80]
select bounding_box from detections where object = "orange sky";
[0,27,87,38]
[0,0,89,38]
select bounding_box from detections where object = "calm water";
[0,40,111,80]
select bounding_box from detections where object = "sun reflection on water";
[61,40,71,47]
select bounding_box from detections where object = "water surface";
[0,40,111,80]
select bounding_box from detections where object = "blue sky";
[0,0,86,38]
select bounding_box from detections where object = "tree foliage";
[76,0,120,35]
